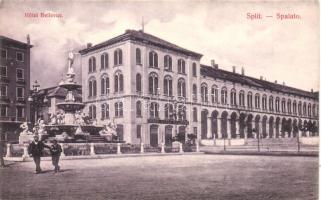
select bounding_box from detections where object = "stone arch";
[211,110,219,138]
[254,115,261,138]
[239,113,247,138]
[268,116,274,138]
[201,109,209,139]
[246,114,254,138]
[281,118,287,138]
[287,118,292,137]
[292,119,298,137]
[275,117,281,138]
[262,115,268,138]
[230,112,238,138]
[221,111,229,138]
[150,124,159,147]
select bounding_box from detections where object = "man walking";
[28,135,49,174]
[50,140,62,173]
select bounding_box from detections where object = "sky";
[0,0,319,91]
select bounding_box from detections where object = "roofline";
[200,64,318,99]
[0,35,33,48]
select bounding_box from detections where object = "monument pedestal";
[19,134,34,144]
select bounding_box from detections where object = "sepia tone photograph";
[0,0,319,199]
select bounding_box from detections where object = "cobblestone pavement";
[0,155,318,200]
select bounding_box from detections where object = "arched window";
[114,49,123,65]
[165,103,174,119]
[221,87,227,105]
[178,59,185,74]
[114,72,124,93]
[192,63,197,77]
[178,105,186,121]
[193,107,198,122]
[230,89,237,106]
[307,103,311,116]
[247,92,252,108]
[88,57,96,73]
[88,78,97,97]
[89,105,96,119]
[136,73,142,93]
[275,97,280,112]
[100,75,109,95]
[287,99,292,114]
[150,102,159,118]
[211,85,218,103]
[177,78,186,97]
[298,101,302,115]
[164,76,173,96]
[303,102,307,116]
[101,53,108,70]
[201,83,208,103]
[239,90,245,107]
[268,96,273,111]
[149,51,158,68]
[312,104,316,117]
[115,102,123,117]
[262,95,267,110]
[136,101,142,117]
[293,101,297,115]
[136,48,141,65]
[164,55,172,71]
[101,104,109,120]
[192,84,197,101]
[281,98,286,113]
[148,73,158,95]
[254,93,260,109]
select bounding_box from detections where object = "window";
[88,78,97,97]
[281,99,286,113]
[287,100,292,114]
[0,105,7,117]
[293,101,297,115]
[101,104,107,120]
[136,125,142,139]
[100,75,109,95]
[178,59,185,74]
[211,86,218,103]
[239,91,245,107]
[262,95,267,110]
[165,103,174,119]
[178,105,186,121]
[192,84,197,101]
[136,48,141,65]
[114,49,123,65]
[221,87,227,105]
[177,78,186,97]
[16,69,24,80]
[201,83,208,103]
[115,102,123,117]
[247,92,252,108]
[230,89,237,106]
[193,107,198,122]
[255,94,260,109]
[164,55,172,71]
[192,63,197,77]
[149,51,158,68]
[88,57,96,73]
[114,72,124,93]
[136,101,142,117]
[89,105,96,119]
[303,102,307,116]
[136,73,142,93]
[148,73,158,95]
[149,102,159,118]
[164,76,173,96]
[16,52,24,62]
[268,96,273,111]
[16,107,24,118]
[312,104,316,117]
[298,102,302,115]
[1,49,7,59]
[101,53,108,69]
[0,85,7,96]
[275,97,280,112]
[16,87,24,99]
[308,103,312,116]
[0,66,7,77]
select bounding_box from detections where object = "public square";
[0,154,318,200]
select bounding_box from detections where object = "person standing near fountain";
[28,135,50,174]
[49,140,62,173]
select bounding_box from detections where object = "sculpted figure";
[20,122,33,135]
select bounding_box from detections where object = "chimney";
[260,76,263,80]
[241,67,245,75]
[26,34,30,45]
[87,43,92,48]
[311,89,314,93]
[211,60,215,68]
[232,66,236,73]
[274,80,277,84]
[282,81,285,86]
[214,64,218,69]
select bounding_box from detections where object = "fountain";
[19,52,118,143]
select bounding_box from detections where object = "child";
[50,140,62,173]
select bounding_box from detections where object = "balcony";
[0,76,9,83]
[16,97,26,104]
[16,78,26,84]
[147,118,189,125]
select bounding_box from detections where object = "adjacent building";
[0,35,32,142]
[79,29,319,146]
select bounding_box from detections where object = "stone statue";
[66,52,75,83]
[75,110,82,125]
[19,122,33,135]
[49,113,57,125]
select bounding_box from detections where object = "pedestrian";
[50,140,62,173]
[28,135,49,174]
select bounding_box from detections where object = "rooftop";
[0,35,33,49]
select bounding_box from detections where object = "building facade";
[0,35,32,142]
[79,30,319,146]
